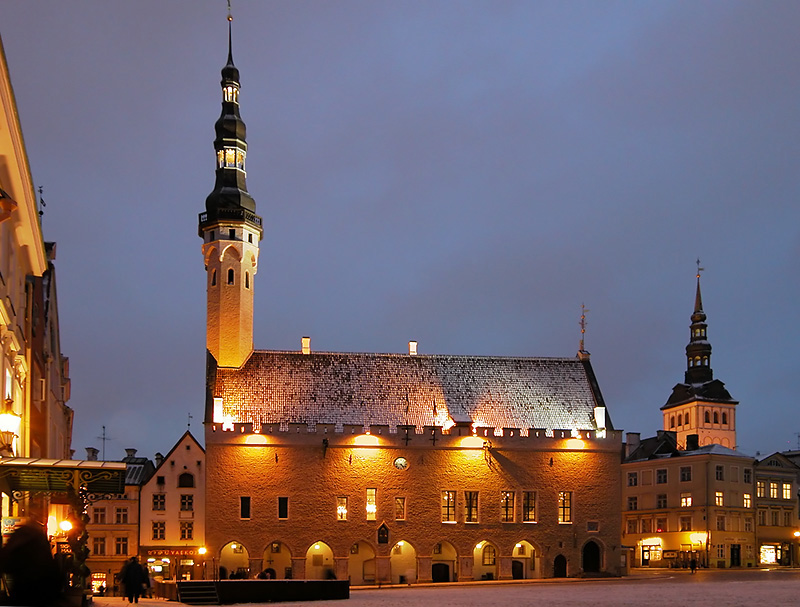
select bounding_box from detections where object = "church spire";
[684,260,712,384]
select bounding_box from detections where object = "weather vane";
[696,258,704,279]
[188,413,193,430]
[579,303,589,352]
[37,186,46,218]
[227,0,233,22]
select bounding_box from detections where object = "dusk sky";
[2,1,798,461]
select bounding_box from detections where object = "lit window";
[681,493,692,507]
[115,508,128,524]
[680,516,692,531]
[628,497,638,511]
[482,544,496,566]
[441,491,456,522]
[93,537,106,556]
[656,469,667,484]
[770,482,778,499]
[337,497,348,521]
[115,537,128,556]
[92,508,106,525]
[500,491,515,522]
[395,497,406,521]
[464,491,478,523]
[627,472,638,487]
[366,489,376,521]
[743,493,751,508]
[152,522,165,541]
[223,84,239,103]
[180,521,193,540]
[680,466,692,482]
[757,481,765,498]
[783,483,792,500]
[278,497,289,520]
[522,491,536,522]
[715,491,723,506]
[153,494,165,511]
[558,491,572,524]
[180,494,194,512]
[716,466,724,481]
[656,494,667,509]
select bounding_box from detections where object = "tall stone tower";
[199,17,262,369]
[661,270,738,449]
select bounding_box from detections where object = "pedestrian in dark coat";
[120,556,147,603]
[0,517,61,606]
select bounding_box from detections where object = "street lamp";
[0,398,21,455]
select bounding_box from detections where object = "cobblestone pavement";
[90,569,800,607]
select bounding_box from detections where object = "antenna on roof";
[188,413,193,430]
[96,425,113,461]
[579,303,589,353]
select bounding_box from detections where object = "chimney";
[154,452,164,467]
[408,341,418,356]
[625,432,640,458]
[125,448,137,458]
[686,434,700,451]
[85,447,99,461]
[301,336,311,355]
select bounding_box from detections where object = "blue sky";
[2,1,798,459]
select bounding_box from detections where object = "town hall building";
[201,19,623,583]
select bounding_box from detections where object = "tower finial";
[578,303,590,356]
[227,0,233,22]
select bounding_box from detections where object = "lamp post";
[0,397,21,456]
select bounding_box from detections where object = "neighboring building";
[0,30,77,533]
[623,273,758,568]
[138,431,206,582]
[753,452,799,566]
[85,448,154,595]
[200,20,622,583]
[622,431,756,568]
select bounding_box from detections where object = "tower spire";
[684,260,712,384]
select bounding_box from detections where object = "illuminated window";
[770,482,778,499]
[240,496,251,520]
[180,521,193,540]
[717,515,726,531]
[464,491,478,523]
[152,522,165,541]
[656,517,667,532]
[783,483,792,500]
[715,491,723,506]
[180,494,194,512]
[757,481,765,498]
[482,544,496,566]
[441,491,456,522]
[501,491,515,522]
[93,537,106,556]
[627,497,638,511]
[680,516,692,531]
[744,468,752,484]
[522,491,536,522]
[115,537,128,556]
[626,519,638,534]
[278,497,289,520]
[680,493,692,507]
[223,84,239,103]
[152,494,165,511]
[656,469,667,484]
[716,466,724,481]
[680,466,692,482]
[178,473,195,488]
[743,493,751,508]
[627,472,638,487]
[336,497,348,521]
[115,508,128,524]
[558,491,572,524]
[366,489,377,521]
[395,497,406,521]
[92,508,106,525]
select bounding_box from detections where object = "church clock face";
[393,457,409,470]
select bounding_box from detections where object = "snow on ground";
[92,569,800,607]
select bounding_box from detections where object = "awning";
[0,458,127,495]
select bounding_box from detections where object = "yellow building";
[753,453,799,566]
[199,20,622,583]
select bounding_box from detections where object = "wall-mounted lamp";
[0,398,21,456]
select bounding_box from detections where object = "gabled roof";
[148,430,205,479]
[209,351,610,433]
[757,452,800,471]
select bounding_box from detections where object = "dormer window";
[217,148,246,171]
[224,84,239,103]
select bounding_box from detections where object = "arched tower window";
[178,472,195,488]
[211,270,217,286]
[722,412,728,425]
[670,416,675,429]
[677,414,682,426]
[245,272,250,289]
[227,269,235,285]
[713,412,719,424]
[702,356,708,366]
[704,411,710,424]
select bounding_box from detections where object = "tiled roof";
[212,351,606,433]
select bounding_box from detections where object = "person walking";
[690,557,697,573]
[120,556,147,603]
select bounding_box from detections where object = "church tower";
[199,15,262,369]
[661,268,738,449]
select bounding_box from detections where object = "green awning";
[0,458,126,495]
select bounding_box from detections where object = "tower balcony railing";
[199,209,262,227]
